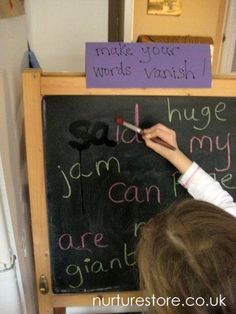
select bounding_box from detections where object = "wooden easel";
[23,69,236,313]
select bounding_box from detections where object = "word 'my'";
[190,133,231,172]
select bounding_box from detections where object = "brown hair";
[137,199,236,314]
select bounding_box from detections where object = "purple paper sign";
[86,42,212,88]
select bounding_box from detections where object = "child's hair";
[137,199,236,314]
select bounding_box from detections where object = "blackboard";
[42,95,236,294]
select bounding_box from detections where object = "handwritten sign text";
[86,43,212,88]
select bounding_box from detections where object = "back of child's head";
[137,199,236,314]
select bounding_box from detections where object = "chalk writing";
[172,171,236,198]
[57,165,71,199]
[172,171,181,198]
[190,133,231,172]
[108,182,161,204]
[116,103,142,144]
[58,157,120,199]
[134,222,145,237]
[167,98,227,130]
[217,173,236,190]
[116,103,142,143]
[69,120,116,151]
[65,243,135,289]
[58,232,108,252]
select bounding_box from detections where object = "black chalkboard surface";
[42,95,236,294]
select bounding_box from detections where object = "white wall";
[124,0,134,42]
[0,153,22,314]
[0,15,37,314]
[25,0,109,72]
[220,0,236,73]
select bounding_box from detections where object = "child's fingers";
[143,136,173,157]
[142,124,159,134]
[143,127,173,143]
[143,128,164,140]
[143,123,173,136]
[155,123,173,134]
[143,125,178,153]
[143,126,166,140]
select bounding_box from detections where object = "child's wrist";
[168,150,192,174]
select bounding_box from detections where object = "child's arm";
[142,123,236,218]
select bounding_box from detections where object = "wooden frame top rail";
[23,69,236,96]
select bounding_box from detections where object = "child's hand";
[142,123,178,159]
[142,123,192,174]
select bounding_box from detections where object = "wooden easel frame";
[23,69,236,314]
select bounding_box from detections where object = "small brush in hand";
[115,117,176,151]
